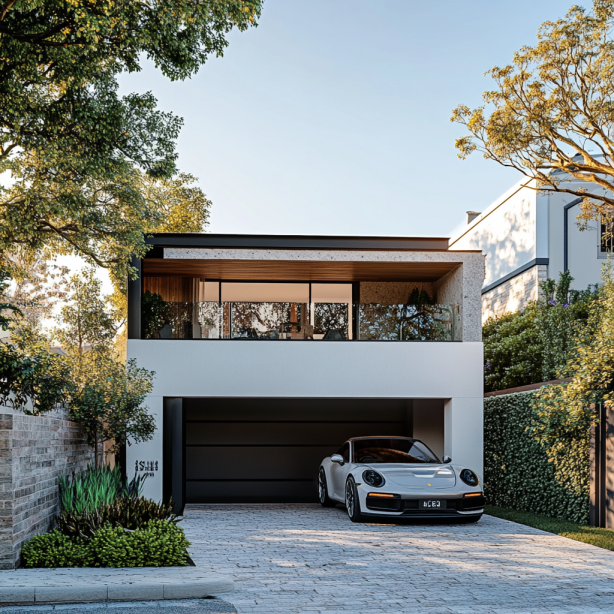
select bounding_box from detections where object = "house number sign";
[135,460,159,478]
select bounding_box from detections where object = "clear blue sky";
[119,0,577,239]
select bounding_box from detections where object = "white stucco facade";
[127,339,484,501]
[125,235,485,505]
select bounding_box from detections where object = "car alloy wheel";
[318,467,335,507]
[345,477,362,522]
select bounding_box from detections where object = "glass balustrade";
[358,303,456,341]
[142,300,458,341]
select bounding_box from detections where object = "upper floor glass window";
[140,278,457,341]
[601,220,614,253]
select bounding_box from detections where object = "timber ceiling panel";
[142,259,459,282]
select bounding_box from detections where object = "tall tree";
[0,1,260,277]
[451,0,614,226]
[53,266,155,465]
[54,268,118,361]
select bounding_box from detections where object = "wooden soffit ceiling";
[142,259,459,282]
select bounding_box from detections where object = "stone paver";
[184,504,614,614]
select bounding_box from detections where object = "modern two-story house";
[451,174,610,322]
[125,233,485,509]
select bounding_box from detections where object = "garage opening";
[163,398,444,505]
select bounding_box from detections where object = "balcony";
[142,297,458,342]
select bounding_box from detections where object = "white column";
[126,394,164,502]
[444,397,484,479]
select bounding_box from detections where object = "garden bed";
[22,465,190,568]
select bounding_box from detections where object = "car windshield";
[353,438,440,464]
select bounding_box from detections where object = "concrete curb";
[0,575,233,606]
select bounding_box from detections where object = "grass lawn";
[485,505,614,552]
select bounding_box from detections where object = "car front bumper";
[359,490,485,519]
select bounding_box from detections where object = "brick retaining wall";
[0,407,93,569]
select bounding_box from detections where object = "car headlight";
[459,468,479,487]
[362,469,385,487]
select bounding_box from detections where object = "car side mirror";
[331,454,344,465]
[442,455,452,464]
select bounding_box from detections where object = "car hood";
[363,464,457,490]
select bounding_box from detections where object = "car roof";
[347,436,415,442]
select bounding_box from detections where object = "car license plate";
[420,499,446,509]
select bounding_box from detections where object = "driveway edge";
[0,575,233,606]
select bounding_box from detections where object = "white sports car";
[318,436,484,522]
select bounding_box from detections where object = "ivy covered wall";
[484,391,590,523]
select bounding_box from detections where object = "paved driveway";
[184,504,614,614]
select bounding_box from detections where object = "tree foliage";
[1,265,156,463]
[141,172,211,234]
[54,267,118,366]
[0,265,70,413]
[0,265,20,330]
[69,351,155,466]
[53,267,155,465]
[0,341,71,414]
[452,0,614,225]
[0,0,258,278]
[534,261,614,447]
[483,272,598,392]
[2,251,68,328]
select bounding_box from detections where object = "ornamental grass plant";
[58,464,144,514]
[58,494,180,539]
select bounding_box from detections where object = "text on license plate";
[420,499,446,509]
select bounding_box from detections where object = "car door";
[329,442,351,500]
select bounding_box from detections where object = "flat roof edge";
[145,233,451,252]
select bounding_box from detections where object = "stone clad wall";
[359,281,434,304]
[0,407,93,569]
[481,264,547,323]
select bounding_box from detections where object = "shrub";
[21,531,91,568]
[484,391,589,523]
[483,272,598,392]
[88,521,190,568]
[58,495,179,538]
[22,521,190,568]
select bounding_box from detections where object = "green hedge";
[484,391,589,523]
[22,520,190,568]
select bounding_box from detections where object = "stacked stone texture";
[482,264,547,322]
[0,407,93,569]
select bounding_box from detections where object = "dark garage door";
[184,398,412,503]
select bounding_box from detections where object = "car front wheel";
[345,477,363,522]
[318,467,335,507]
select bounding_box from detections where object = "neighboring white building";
[450,176,610,322]
[125,233,484,509]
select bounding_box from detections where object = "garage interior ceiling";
[142,259,460,282]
